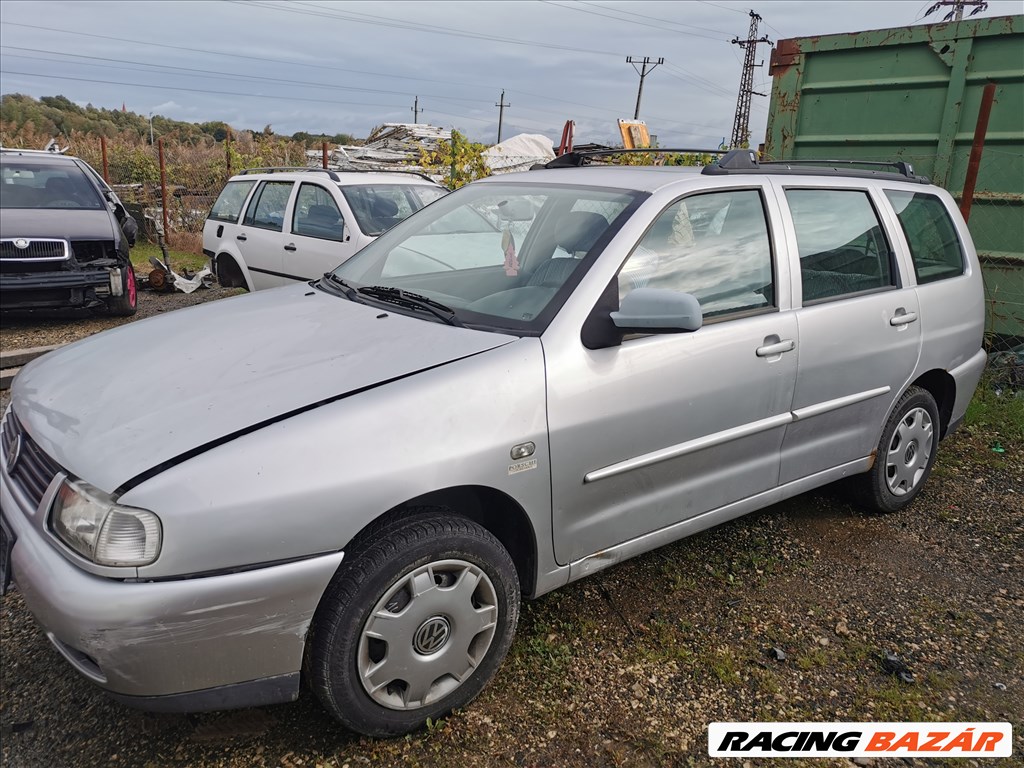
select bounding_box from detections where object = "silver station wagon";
[0,150,987,736]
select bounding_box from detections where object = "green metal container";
[764,14,1024,339]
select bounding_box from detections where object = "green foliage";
[418,130,490,189]
[965,373,1024,443]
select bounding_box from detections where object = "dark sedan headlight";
[51,478,161,566]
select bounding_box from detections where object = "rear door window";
[884,190,965,284]
[243,181,293,231]
[785,189,895,303]
[209,180,256,223]
[292,183,344,241]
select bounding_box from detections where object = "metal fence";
[68,133,315,253]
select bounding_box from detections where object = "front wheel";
[308,513,520,736]
[852,386,939,513]
[105,263,138,316]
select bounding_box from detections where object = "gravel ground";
[0,277,239,352]
[0,288,1020,767]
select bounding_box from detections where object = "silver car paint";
[12,284,515,496]
[2,465,343,696]
[1,166,986,706]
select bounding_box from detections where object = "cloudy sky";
[1,0,1019,147]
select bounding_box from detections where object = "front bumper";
[0,411,344,710]
[0,268,112,309]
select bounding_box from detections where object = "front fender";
[123,338,552,580]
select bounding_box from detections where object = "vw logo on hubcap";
[413,615,451,655]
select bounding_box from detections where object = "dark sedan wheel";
[852,386,939,513]
[105,263,138,316]
[309,512,520,736]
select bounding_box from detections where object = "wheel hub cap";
[357,559,499,711]
[885,406,934,497]
[413,616,451,655]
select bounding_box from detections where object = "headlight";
[51,478,162,566]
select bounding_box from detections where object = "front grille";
[2,411,62,509]
[70,241,112,262]
[0,238,69,262]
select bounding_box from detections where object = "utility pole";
[411,96,422,123]
[625,56,664,120]
[729,11,771,149]
[925,0,988,21]
[495,90,510,143]
[149,112,154,146]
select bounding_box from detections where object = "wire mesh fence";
[64,131,317,253]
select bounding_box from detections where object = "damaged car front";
[0,150,138,316]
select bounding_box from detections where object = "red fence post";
[100,136,110,183]
[158,138,169,239]
[322,141,329,169]
[226,128,233,177]
[961,81,997,222]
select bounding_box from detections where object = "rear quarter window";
[885,190,965,284]
[208,180,256,223]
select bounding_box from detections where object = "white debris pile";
[483,134,556,175]
[309,124,452,176]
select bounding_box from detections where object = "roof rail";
[236,167,341,181]
[539,147,725,169]
[234,166,440,185]
[702,150,930,183]
[0,147,75,157]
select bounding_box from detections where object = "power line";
[573,0,735,36]
[0,70,410,110]
[0,19,699,126]
[236,0,628,57]
[0,21,493,95]
[695,0,748,14]
[662,63,735,98]
[0,47,485,105]
[541,0,728,41]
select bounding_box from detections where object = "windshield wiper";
[358,286,464,327]
[319,272,362,301]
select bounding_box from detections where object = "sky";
[0,0,1020,148]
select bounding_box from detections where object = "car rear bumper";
[0,411,344,709]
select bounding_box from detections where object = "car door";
[545,186,799,565]
[282,182,359,280]
[773,181,922,485]
[238,180,296,289]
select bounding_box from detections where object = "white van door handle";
[890,311,918,326]
[756,339,796,357]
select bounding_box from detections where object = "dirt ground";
[0,285,1020,767]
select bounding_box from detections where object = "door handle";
[890,311,918,327]
[236,234,247,241]
[756,339,796,357]
[284,243,297,252]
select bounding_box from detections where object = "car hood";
[0,208,116,240]
[12,284,517,492]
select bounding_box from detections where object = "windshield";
[0,161,104,210]
[329,182,640,333]
[340,183,448,235]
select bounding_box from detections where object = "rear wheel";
[309,512,520,736]
[851,386,939,513]
[105,263,138,316]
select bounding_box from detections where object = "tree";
[418,130,490,189]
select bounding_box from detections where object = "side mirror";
[611,288,703,333]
